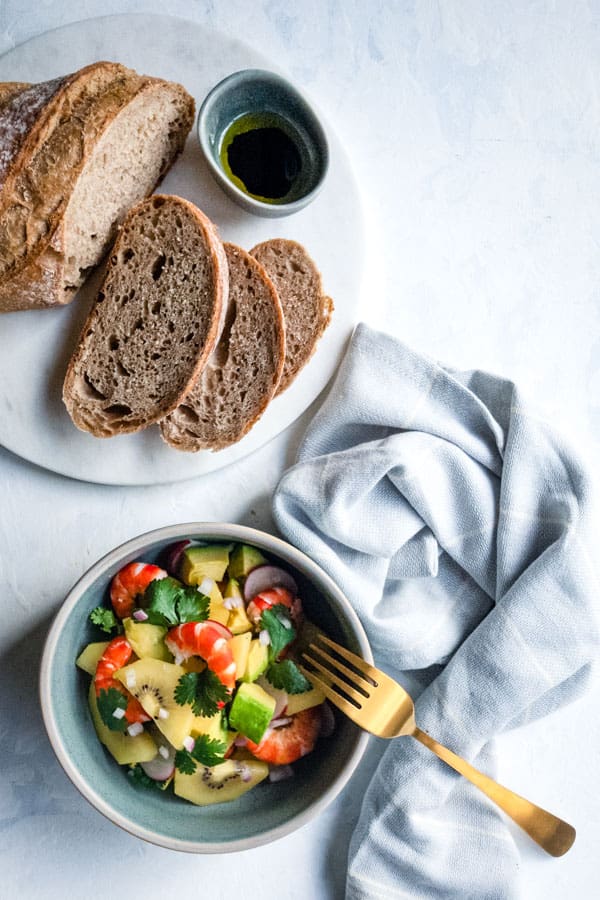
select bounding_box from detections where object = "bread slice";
[62,195,228,437]
[250,239,333,393]
[160,242,285,452]
[0,62,194,313]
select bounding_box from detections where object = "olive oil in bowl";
[220,112,302,204]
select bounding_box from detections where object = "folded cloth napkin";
[273,324,599,900]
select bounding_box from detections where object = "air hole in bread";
[151,352,161,360]
[151,300,162,315]
[152,197,166,209]
[151,255,166,281]
[104,403,132,418]
[82,373,106,400]
[133,318,144,331]
[108,336,119,350]
[122,248,134,263]
[116,360,129,377]
[178,404,199,424]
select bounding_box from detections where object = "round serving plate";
[0,14,365,485]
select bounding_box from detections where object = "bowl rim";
[40,522,371,853]
[197,68,330,215]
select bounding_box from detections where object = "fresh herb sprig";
[259,604,313,694]
[174,735,227,775]
[96,687,128,731]
[143,577,210,627]
[266,659,312,694]
[174,670,230,718]
[89,606,120,634]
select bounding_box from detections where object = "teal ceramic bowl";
[40,523,370,853]
[198,69,329,217]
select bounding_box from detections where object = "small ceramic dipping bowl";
[40,523,370,853]
[198,69,329,217]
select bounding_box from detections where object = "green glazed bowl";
[198,69,329,217]
[40,523,370,853]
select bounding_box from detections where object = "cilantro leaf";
[191,669,230,717]
[174,672,199,708]
[175,735,226,775]
[143,577,181,626]
[266,659,313,694]
[96,687,128,732]
[174,749,197,775]
[89,606,119,634]
[176,586,210,624]
[174,669,230,718]
[143,578,210,627]
[260,605,296,661]
[192,734,227,767]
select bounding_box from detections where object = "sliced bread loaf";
[62,195,228,437]
[160,242,285,452]
[250,239,333,393]
[0,62,194,313]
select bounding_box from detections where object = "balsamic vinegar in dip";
[219,112,302,203]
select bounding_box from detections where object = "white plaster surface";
[0,2,599,898]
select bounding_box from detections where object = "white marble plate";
[0,14,365,485]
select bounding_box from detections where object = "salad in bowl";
[77,539,332,805]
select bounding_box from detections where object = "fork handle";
[412,727,575,857]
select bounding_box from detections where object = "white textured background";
[1,2,599,898]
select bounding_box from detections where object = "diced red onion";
[132,609,149,622]
[183,735,195,753]
[243,565,298,601]
[199,577,215,596]
[259,629,271,646]
[268,765,294,782]
[158,745,170,759]
[269,716,292,729]
[234,735,248,747]
[112,707,126,720]
[127,722,143,736]
[278,616,292,630]
[319,701,336,738]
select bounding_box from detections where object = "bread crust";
[62,195,228,437]
[0,63,194,313]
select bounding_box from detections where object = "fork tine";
[302,653,367,706]
[298,665,365,723]
[307,643,371,696]
[314,634,379,684]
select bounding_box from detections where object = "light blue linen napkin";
[273,324,599,899]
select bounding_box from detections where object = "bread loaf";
[250,239,333,393]
[0,62,194,313]
[62,195,228,437]
[160,242,285,451]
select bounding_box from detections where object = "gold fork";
[300,634,575,857]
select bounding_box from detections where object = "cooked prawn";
[165,621,236,690]
[110,561,167,619]
[246,707,322,765]
[95,635,150,725]
[246,587,297,626]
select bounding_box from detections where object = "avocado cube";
[241,640,269,683]
[229,683,276,744]
[181,545,231,585]
[228,544,267,580]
